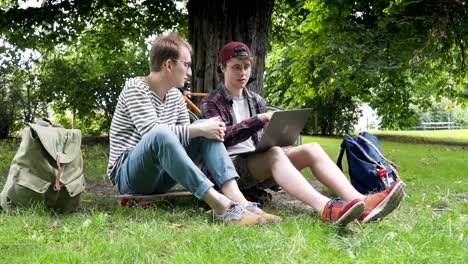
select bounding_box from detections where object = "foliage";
[0,52,20,138]
[0,0,185,136]
[0,90,16,138]
[0,45,48,137]
[1,0,184,49]
[0,140,18,177]
[266,0,362,135]
[265,0,468,134]
[2,0,468,136]
[39,39,148,132]
[52,111,107,136]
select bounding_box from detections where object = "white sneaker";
[215,202,266,226]
[245,202,283,223]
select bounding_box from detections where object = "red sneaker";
[359,180,406,223]
[321,198,364,227]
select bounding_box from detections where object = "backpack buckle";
[377,168,390,188]
[377,168,387,178]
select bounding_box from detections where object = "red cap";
[219,41,251,64]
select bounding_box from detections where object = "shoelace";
[216,202,246,221]
[245,202,262,214]
[325,198,346,221]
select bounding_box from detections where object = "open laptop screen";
[233,108,312,155]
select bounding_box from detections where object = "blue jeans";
[115,126,239,199]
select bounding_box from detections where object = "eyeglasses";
[172,59,192,70]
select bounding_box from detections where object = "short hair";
[149,32,192,72]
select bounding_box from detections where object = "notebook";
[236,108,312,154]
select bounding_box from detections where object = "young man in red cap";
[201,41,405,226]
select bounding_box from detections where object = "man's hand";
[257,112,273,124]
[189,117,226,141]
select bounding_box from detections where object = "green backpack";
[0,120,86,213]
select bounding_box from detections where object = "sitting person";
[201,41,405,226]
[107,33,279,226]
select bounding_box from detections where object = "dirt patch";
[86,180,117,196]
[85,177,327,211]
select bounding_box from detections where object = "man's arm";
[201,98,265,147]
[189,117,226,141]
[126,84,190,145]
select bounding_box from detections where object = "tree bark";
[187,0,274,96]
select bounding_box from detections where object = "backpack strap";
[337,134,397,172]
[348,139,383,168]
[357,135,398,168]
[36,118,63,128]
[337,136,382,170]
[336,144,346,170]
[336,135,382,170]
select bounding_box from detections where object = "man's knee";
[305,142,323,151]
[146,127,179,145]
[303,142,326,159]
[265,146,287,162]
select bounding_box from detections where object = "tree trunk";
[187,0,274,96]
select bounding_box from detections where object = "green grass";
[372,129,468,144]
[0,133,467,263]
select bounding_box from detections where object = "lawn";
[0,132,466,263]
[372,129,468,145]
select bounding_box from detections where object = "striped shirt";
[107,77,190,183]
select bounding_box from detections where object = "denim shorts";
[232,154,277,190]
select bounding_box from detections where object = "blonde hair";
[149,33,192,72]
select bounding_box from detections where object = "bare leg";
[220,179,250,207]
[246,147,329,211]
[286,143,364,201]
[202,188,231,214]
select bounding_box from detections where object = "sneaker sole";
[260,214,283,223]
[362,181,406,223]
[228,216,267,226]
[336,201,365,227]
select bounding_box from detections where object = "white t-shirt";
[228,95,256,155]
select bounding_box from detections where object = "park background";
[1,0,467,263]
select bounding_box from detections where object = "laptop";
[236,108,312,154]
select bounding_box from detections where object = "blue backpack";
[337,132,400,194]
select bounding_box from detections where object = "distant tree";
[1,0,184,134]
[39,38,148,131]
[0,46,48,138]
[265,0,468,134]
[415,98,468,126]
[0,68,20,138]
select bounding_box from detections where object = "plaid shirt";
[201,84,267,147]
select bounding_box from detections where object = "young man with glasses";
[201,41,406,226]
[108,34,278,225]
